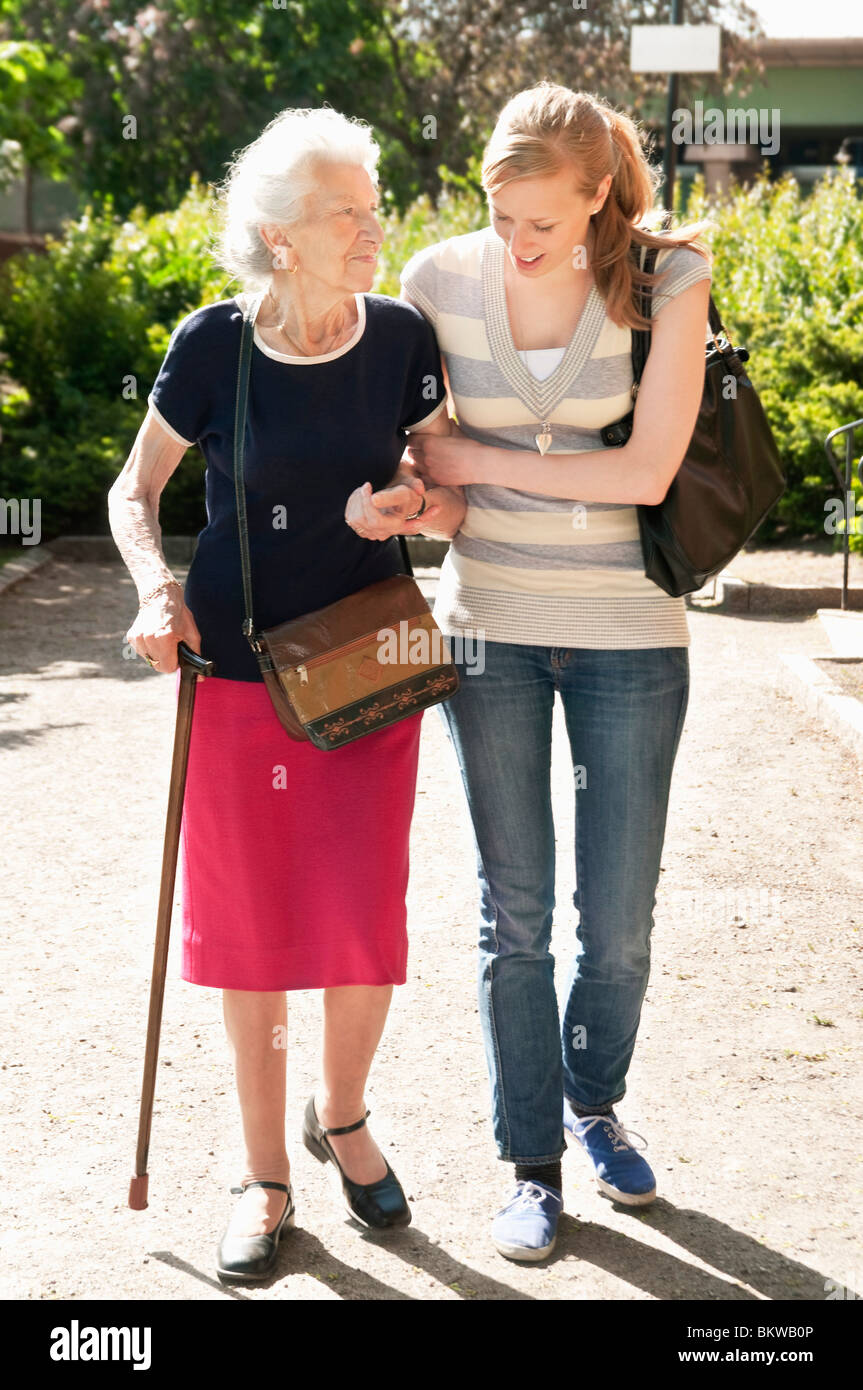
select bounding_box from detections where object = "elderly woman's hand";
[345,478,442,540]
[125,584,203,674]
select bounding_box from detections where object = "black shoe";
[216,1180,295,1282]
[302,1095,411,1230]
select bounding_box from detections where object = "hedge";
[1,166,860,548]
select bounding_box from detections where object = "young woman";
[398,83,712,1261]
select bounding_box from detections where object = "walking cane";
[129,640,215,1210]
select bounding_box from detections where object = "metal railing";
[823,419,863,610]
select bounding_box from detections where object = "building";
[677,36,863,194]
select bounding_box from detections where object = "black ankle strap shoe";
[216,1180,295,1283]
[301,1095,411,1230]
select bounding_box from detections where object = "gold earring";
[288,262,298,275]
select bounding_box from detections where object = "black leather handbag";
[600,229,787,597]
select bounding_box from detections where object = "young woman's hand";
[404,431,489,488]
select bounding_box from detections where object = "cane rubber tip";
[128,1174,149,1210]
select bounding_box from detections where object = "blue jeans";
[438,640,690,1165]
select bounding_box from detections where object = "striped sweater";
[400,224,712,648]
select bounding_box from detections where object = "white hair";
[212,106,381,293]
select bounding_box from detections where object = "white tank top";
[517,346,567,381]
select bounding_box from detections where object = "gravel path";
[1,557,861,1302]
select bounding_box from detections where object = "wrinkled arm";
[107,410,203,670]
[108,410,188,597]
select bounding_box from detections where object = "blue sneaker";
[564,1103,657,1205]
[491,1180,563,1262]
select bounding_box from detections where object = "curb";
[46,535,199,565]
[777,653,863,764]
[690,574,863,615]
[0,544,55,599]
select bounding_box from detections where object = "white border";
[146,396,195,448]
[404,398,448,432]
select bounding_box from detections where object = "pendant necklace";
[509,278,555,455]
[507,240,594,457]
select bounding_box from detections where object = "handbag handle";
[232,292,415,663]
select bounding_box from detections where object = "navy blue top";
[147,293,447,681]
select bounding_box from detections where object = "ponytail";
[482,83,714,330]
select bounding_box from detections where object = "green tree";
[0,0,768,217]
[0,39,81,230]
[0,0,397,213]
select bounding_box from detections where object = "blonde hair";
[212,106,381,293]
[481,83,713,331]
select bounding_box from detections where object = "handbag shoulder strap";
[232,291,417,650]
[234,291,266,654]
[630,227,662,392]
[630,217,729,391]
[398,532,414,576]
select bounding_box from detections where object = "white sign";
[630,24,722,73]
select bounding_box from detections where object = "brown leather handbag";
[232,293,459,750]
[600,223,786,597]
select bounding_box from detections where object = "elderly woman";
[108,107,466,1282]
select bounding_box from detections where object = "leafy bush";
[0,392,204,536]
[374,164,487,294]
[685,165,863,549]
[1,164,861,548]
[0,177,223,539]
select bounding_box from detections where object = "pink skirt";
[175,671,423,990]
